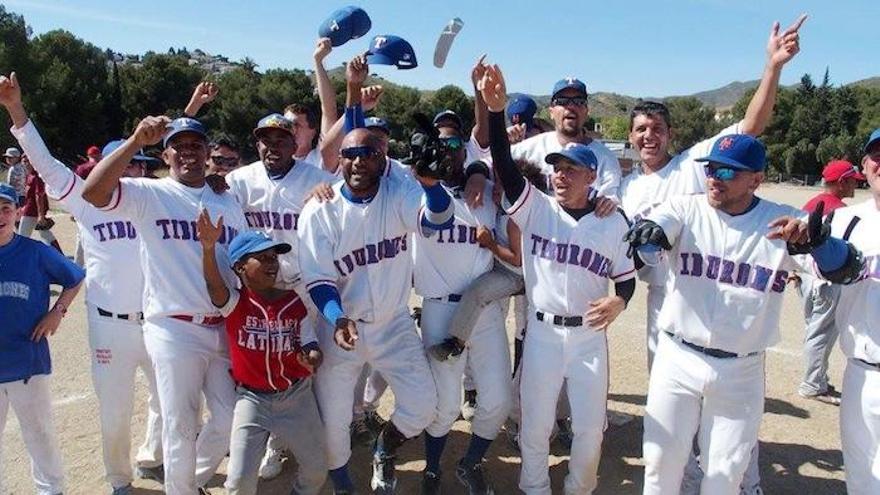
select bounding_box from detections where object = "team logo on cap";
[719,136,735,151]
[565,77,577,84]
[264,115,288,128]
[374,36,387,48]
[329,20,340,32]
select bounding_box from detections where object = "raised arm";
[184,81,219,118]
[82,116,169,207]
[0,72,27,128]
[742,14,807,136]
[470,55,490,148]
[343,55,368,134]
[197,209,232,308]
[313,38,338,137]
[478,64,526,202]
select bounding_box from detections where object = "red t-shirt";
[802,192,846,214]
[75,160,97,179]
[22,172,47,218]
[220,287,314,391]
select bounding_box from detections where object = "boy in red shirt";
[198,211,326,495]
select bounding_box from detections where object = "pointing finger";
[783,14,808,35]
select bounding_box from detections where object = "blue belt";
[429,294,462,303]
[536,311,583,327]
[665,332,760,359]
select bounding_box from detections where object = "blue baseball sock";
[329,464,354,491]
[424,433,448,474]
[462,434,493,468]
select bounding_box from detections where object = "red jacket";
[224,288,313,392]
[22,172,47,218]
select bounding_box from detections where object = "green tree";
[427,85,474,132]
[598,116,629,140]
[0,6,32,152]
[118,52,205,131]
[664,97,718,153]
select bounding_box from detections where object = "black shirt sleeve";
[489,110,526,203]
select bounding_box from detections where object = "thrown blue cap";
[696,134,766,172]
[552,77,588,99]
[102,139,156,162]
[163,117,208,148]
[366,35,417,70]
[365,116,390,133]
[319,6,371,47]
[507,94,537,127]
[865,128,880,153]
[432,110,462,130]
[545,143,598,169]
[0,182,18,205]
[228,230,292,266]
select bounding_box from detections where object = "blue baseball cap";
[102,139,156,162]
[366,35,417,70]
[865,128,880,153]
[319,6,371,47]
[365,116,390,134]
[696,134,766,172]
[163,117,208,148]
[432,110,462,130]
[545,143,598,169]
[552,77,588,99]
[253,113,294,138]
[0,182,18,205]
[507,94,537,127]
[228,231,292,266]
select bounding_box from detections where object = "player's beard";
[345,168,381,195]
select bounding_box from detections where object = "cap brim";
[695,155,757,171]
[865,136,880,153]
[366,52,396,66]
[0,194,18,205]
[545,151,594,169]
[163,129,207,148]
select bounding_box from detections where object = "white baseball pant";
[519,314,608,495]
[17,215,58,245]
[643,331,764,495]
[0,374,65,495]
[645,283,665,371]
[143,317,236,495]
[87,303,163,489]
[314,311,437,469]
[840,359,880,495]
[421,298,511,439]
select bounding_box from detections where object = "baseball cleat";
[503,420,520,452]
[111,484,133,495]
[799,385,841,406]
[258,447,285,480]
[455,459,494,494]
[420,470,442,495]
[135,464,164,483]
[370,452,398,493]
[351,414,377,447]
[460,389,477,422]
[364,410,387,435]
[555,417,573,451]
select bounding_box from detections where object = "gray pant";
[224,378,327,495]
[449,263,524,342]
[797,274,841,396]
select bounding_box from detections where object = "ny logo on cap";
[719,137,735,151]
[374,36,387,48]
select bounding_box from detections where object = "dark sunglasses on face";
[340,146,381,159]
[439,136,464,150]
[704,165,739,181]
[210,155,239,166]
[551,96,588,108]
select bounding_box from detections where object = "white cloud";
[6,0,208,34]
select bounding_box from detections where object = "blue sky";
[5,0,878,97]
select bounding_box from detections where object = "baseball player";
[833,128,880,494]
[1,73,164,495]
[82,116,247,495]
[0,180,84,495]
[795,160,864,405]
[412,123,511,494]
[626,133,862,495]
[198,223,326,495]
[3,147,25,205]
[510,77,622,201]
[298,127,454,494]
[480,63,636,495]
[16,155,64,253]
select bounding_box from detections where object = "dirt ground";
[3,183,867,494]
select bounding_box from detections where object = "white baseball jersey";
[495,213,522,275]
[298,175,429,323]
[620,121,743,286]
[226,160,336,287]
[413,182,496,297]
[466,133,491,166]
[507,181,635,319]
[294,148,323,171]
[12,121,143,313]
[101,176,246,320]
[830,200,880,363]
[511,131,622,200]
[649,194,807,354]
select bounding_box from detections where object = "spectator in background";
[75,145,103,179]
[17,155,63,254]
[795,159,866,405]
[284,103,322,167]
[207,136,242,177]
[4,147,26,206]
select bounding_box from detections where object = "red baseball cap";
[87,145,101,156]
[822,160,865,182]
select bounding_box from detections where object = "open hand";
[478,63,508,113]
[767,14,807,68]
[196,208,225,248]
[347,55,369,86]
[585,296,626,331]
[361,85,384,111]
[0,72,23,109]
[32,308,63,341]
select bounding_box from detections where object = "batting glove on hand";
[623,220,672,251]
[788,201,831,255]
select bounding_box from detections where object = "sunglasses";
[340,146,381,159]
[704,165,739,181]
[210,155,239,166]
[439,136,464,150]
[551,96,588,108]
